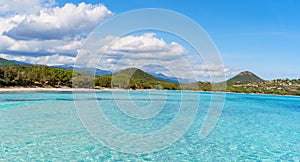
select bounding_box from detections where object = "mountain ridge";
[0,58,17,67]
[114,68,161,81]
[95,67,179,89]
[1,58,299,95]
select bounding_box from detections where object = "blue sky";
[0,0,299,80]
[59,0,300,79]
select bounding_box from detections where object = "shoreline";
[0,87,161,92]
[0,87,103,92]
[0,87,299,97]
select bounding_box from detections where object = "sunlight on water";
[0,91,299,161]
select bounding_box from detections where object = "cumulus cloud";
[3,2,112,40]
[0,0,54,15]
[75,32,236,82]
[110,33,171,53]
[0,53,75,66]
[105,33,187,60]
[76,33,188,68]
[0,1,236,82]
[191,64,240,80]
[103,33,234,81]
[0,1,112,65]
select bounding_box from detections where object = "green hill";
[226,71,264,85]
[111,68,162,89]
[95,68,179,90]
[114,68,161,82]
[0,58,17,67]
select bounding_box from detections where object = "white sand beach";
[0,87,102,92]
[0,87,134,92]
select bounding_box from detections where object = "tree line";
[0,65,81,87]
[0,65,180,90]
[1,65,299,95]
[95,75,180,90]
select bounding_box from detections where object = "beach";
[0,87,103,92]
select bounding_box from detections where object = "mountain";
[51,65,112,76]
[149,73,179,83]
[10,60,30,65]
[50,65,74,70]
[95,67,179,90]
[0,58,111,76]
[0,58,17,67]
[114,68,161,82]
[95,69,112,76]
[0,58,32,67]
[226,71,264,85]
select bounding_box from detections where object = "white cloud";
[3,2,112,41]
[0,1,112,61]
[75,32,235,82]
[0,1,236,82]
[0,53,75,66]
[54,40,82,53]
[103,33,232,81]
[0,0,54,15]
[76,33,188,68]
[31,54,75,66]
[108,33,186,55]
[106,33,187,61]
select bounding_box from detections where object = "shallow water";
[0,91,299,161]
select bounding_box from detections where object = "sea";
[0,90,299,161]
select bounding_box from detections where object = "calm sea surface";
[0,91,299,161]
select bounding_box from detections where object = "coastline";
[0,87,103,92]
[0,87,299,97]
[0,87,161,92]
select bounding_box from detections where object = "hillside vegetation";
[174,71,300,95]
[0,65,90,88]
[0,59,179,89]
[95,68,179,90]
[0,58,17,67]
[226,71,264,85]
[0,57,299,95]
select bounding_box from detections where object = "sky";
[0,0,299,80]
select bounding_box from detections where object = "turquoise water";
[0,91,299,161]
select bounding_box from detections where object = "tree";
[95,76,112,88]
